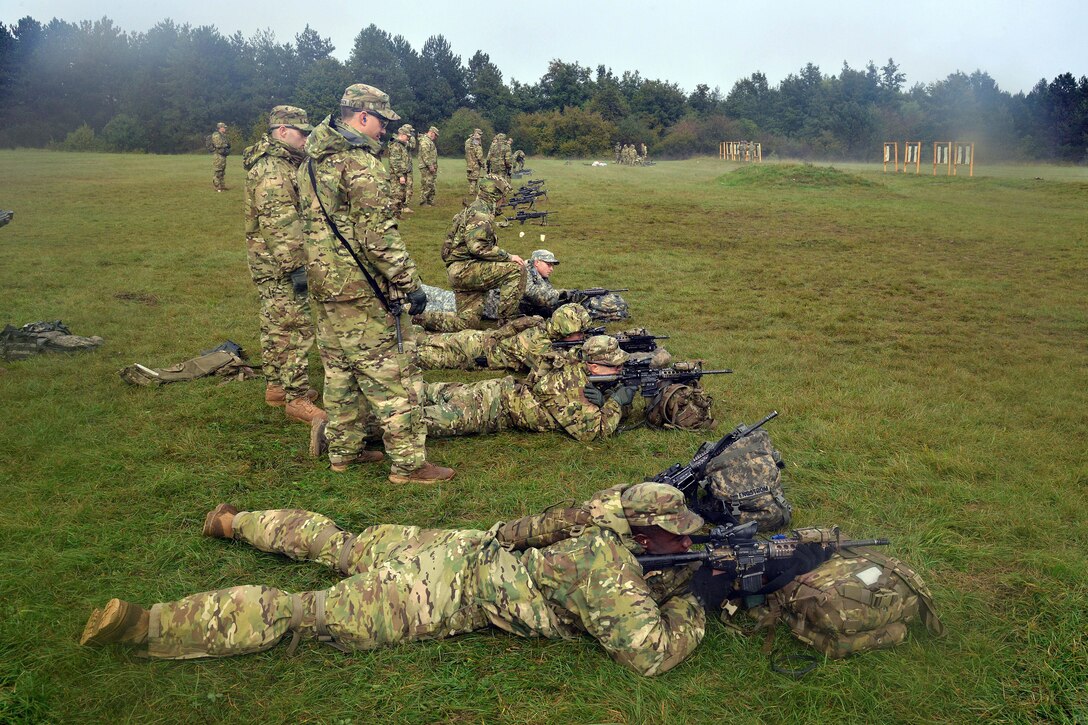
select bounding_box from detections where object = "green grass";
[1,150,1086,723]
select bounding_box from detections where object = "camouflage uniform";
[387,126,414,213]
[242,108,316,402]
[211,125,230,190]
[614,143,621,164]
[416,303,590,373]
[486,134,508,179]
[465,129,485,196]
[443,178,526,328]
[296,86,428,475]
[512,149,525,173]
[500,137,514,181]
[140,483,706,676]
[418,127,439,205]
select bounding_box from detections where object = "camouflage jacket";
[486,138,504,172]
[501,140,513,170]
[518,484,706,675]
[443,199,512,266]
[297,116,421,303]
[387,138,412,176]
[510,354,625,441]
[418,135,437,171]
[243,135,307,282]
[521,266,567,316]
[465,137,484,171]
[211,130,230,155]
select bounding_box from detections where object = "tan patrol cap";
[268,105,312,132]
[621,482,704,534]
[428,126,440,136]
[581,335,627,367]
[340,84,401,121]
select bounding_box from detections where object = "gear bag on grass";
[647,380,716,431]
[764,547,945,659]
[701,429,790,531]
[119,342,257,386]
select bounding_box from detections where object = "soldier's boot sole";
[309,419,328,458]
[202,503,239,539]
[80,598,149,646]
[388,462,456,484]
[330,451,386,472]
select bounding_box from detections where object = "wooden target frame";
[933,142,952,175]
[883,142,898,172]
[903,141,922,174]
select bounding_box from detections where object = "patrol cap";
[216,122,227,129]
[399,124,415,136]
[268,105,312,132]
[621,482,704,535]
[340,83,401,121]
[531,249,559,264]
[581,335,627,367]
[473,128,483,136]
[428,126,440,136]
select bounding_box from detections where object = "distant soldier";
[486,133,503,174]
[464,127,485,196]
[512,149,526,173]
[418,126,439,206]
[210,122,230,191]
[614,142,621,164]
[499,135,514,181]
[387,124,414,217]
[746,140,755,162]
[640,142,648,162]
[242,105,324,424]
[442,175,526,330]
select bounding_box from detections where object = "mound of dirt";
[718,163,876,189]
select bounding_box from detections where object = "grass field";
[1,149,1086,724]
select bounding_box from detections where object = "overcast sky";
[4,0,1083,95]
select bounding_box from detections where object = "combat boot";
[330,451,386,472]
[202,503,239,539]
[388,462,456,484]
[285,397,327,424]
[80,598,150,646]
[267,386,319,407]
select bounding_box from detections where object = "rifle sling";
[305,158,397,317]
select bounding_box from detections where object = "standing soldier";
[417,126,439,206]
[640,142,648,162]
[442,175,526,329]
[464,128,485,197]
[296,83,453,483]
[499,135,514,182]
[486,133,505,176]
[210,122,230,191]
[614,142,621,164]
[387,124,414,217]
[242,106,325,425]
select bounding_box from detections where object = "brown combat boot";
[285,397,327,424]
[330,451,386,472]
[388,462,456,484]
[310,418,328,458]
[202,503,239,539]
[267,386,319,407]
[80,599,150,646]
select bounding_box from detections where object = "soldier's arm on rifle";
[346,160,421,292]
[572,538,706,676]
[253,165,307,275]
[533,364,623,442]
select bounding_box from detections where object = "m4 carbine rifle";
[552,326,666,354]
[504,210,556,226]
[588,358,731,399]
[637,521,890,594]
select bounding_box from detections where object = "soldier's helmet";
[340,83,401,121]
[477,174,512,201]
[621,482,704,534]
[268,105,313,132]
[581,335,627,367]
[545,303,591,340]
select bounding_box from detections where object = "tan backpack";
[702,430,791,531]
[647,382,716,431]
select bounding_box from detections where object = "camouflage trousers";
[419,168,436,205]
[254,274,315,398]
[466,170,480,197]
[421,376,559,438]
[416,327,487,370]
[447,260,526,328]
[313,298,426,475]
[145,509,562,659]
[393,175,413,210]
[212,154,227,190]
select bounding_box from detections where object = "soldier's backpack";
[119,342,257,386]
[700,429,791,531]
[1,321,104,361]
[647,381,716,431]
[582,292,630,322]
[761,547,945,659]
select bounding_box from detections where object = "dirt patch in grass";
[114,291,159,305]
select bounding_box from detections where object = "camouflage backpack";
[582,292,630,322]
[647,380,716,431]
[701,429,791,531]
[763,547,945,659]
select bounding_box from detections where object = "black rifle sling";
[305,158,398,318]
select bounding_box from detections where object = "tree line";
[0,16,1085,161]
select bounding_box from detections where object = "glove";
[582,384,605,407]
[609,384,638,407]
[760,544,832,594]
[690,565,736,612]
[406,287,429,316]
[289,267,308,297]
